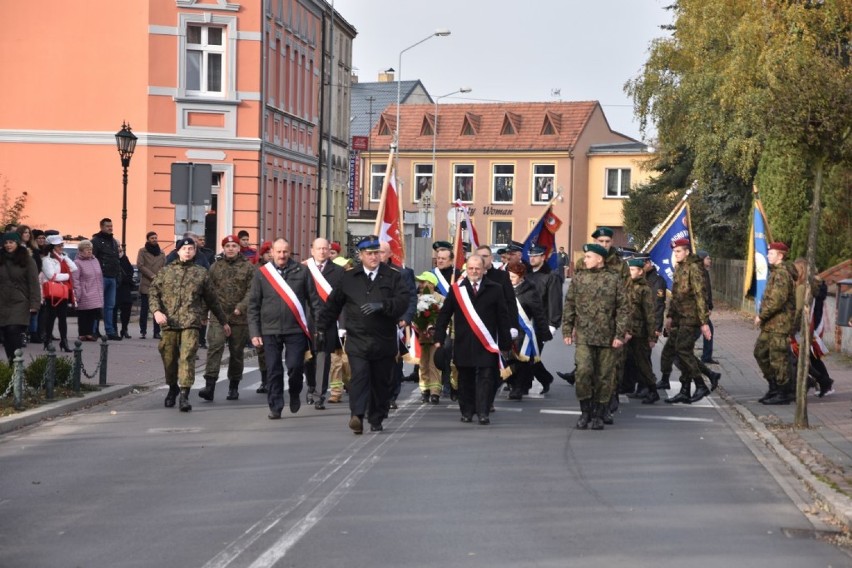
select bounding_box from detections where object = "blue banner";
[744,198,771,312]
[521,206,562,271]
[645,202,691,290]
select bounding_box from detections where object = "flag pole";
[639,180,697,253]
[373,144,396,236]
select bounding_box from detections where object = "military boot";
[198,378,216,401]
[226,380,240,400]
[420,390,430,404]
[642,384,660,404]
[758,378,778,404]
[763,381,793,405]
[256,370,268,394]
[602,397,615,425]
[690,376,710,403]
[665,381,692,404]
[557,370,576,385]
[608,391,619,414]
[178,388,192,412]
[576,399,591,430]
[590,403,605,430]
[656,372,671,390]
[164,384,179,408]
[707,370,722,391]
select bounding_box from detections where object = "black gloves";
[315,331,326,351]
[360,302,384,315]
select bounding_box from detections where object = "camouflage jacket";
[148,259,227,330]
[667,254,709,327]
[207,254,255,326]
[759,261,797,335]
[562,266,629,347]
[628,275,656,339]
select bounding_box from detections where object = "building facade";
[0,0,353,258]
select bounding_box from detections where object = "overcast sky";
[332,0,673,142]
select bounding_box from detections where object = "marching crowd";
[0,220,834,433]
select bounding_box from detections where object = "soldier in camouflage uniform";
[149,238,230,411]
[624,258,660,403]
[754,242,797,405]
[562,243,629,430]
[663,239,712,405]
[199,235,255,402]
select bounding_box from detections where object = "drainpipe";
[315,10,327,238]
[259,7,268,240]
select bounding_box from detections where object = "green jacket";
[148,260,227,330]
[667,254,709,327]
[759,261,797,335]
[562,266,629,347]
[207,254,255,325]
[628,275,656,339]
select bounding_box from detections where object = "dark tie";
[369,272,375,281]
[472,282,478,296]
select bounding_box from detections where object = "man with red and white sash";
[304,237,344,409]
[434,254,512,425]
[249,238,321,419]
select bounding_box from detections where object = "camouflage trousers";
[672,325,701,382]
[625,337,656,389]
[203,322,249,383]
[418,343,442,395]
[754,331,790,386]
[159,328,200,389]
[575,344,617,404]
[660,326,712,380]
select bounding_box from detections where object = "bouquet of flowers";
[412,293,443,343]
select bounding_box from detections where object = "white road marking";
[635,414,714,423]
[156,367,259,389]
[540,409,581,415]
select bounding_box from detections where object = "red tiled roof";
[820,259,852,289]
[370,101,600,152]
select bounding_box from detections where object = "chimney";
[350,72,359,84]
[378,68,395,82]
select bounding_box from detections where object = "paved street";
[1,309,851,567]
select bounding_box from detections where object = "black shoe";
[420,391,430,404]
[450,388,458,402]
[590,403,605,430]
[290,396,301,414]
[370,423,383,432]
[121,330,132,339]
[478,417,490,425]
[460,416,473,423]
[627,387,649,399]
[226,380,240,400]
[540,377,552,394]
[153,332,161,340]
[818,379,835,398]
[198,379,216,401]
[268,410,282,419]
[164,385,179,408]
[139,332,146,339]
[315,396,326,410]
[388,398,397,410]
[178,388,192,412]
[508,390,523,401]
[256,385,268,394]
[642,390,661,404]
[602,406,614,425]
[656,373,671,390]
[665,385,692,404]
[349,415,363,434]
[707,371,721,391]
[557,371,576,386]
[702,358,719,364]
[690,386,710,403]
[306,387,316,405]
[59,340,71,353]
[429,394,440,405]
[107,333,122,341]
[576,400,591,429]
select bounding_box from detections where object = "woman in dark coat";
[0,232,41,362]
[506,262,552,400]
[113,247,135,339]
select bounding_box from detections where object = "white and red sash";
[260,262,311,338]
[452,280,504,369]
[433,267,450,296]
[307,258,333,302]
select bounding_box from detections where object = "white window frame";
[605,168,631,198]
[370,163,386,202]
[532,164,555,204]
[177,14,239,102]
[185,24,225,96]
[453,164,474,203]
[492,164,514,204]
[414,163,433,203]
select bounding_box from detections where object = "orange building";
[360,101,651,267]
[0,0,354,258]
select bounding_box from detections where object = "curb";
[718,388,852,531]
[0,384,137,436]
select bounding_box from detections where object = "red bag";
[42,276,68,306]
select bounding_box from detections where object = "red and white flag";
[374,156,405,266]
[452,201,480,273]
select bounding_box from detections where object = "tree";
[0,174,28,227]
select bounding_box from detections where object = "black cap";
[432,240,452,251]
[529,245,546,256]
[176,237,196,249]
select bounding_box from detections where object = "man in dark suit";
[304,237,345,409]
[434,254,512,425]
[316,237,410,434]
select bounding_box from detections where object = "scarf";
[145,242,161,256]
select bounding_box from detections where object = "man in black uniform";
[434,254,512,425]
[316,237,410,434]
[379,241,417,409]
[625,253,666,398]
[525,245,561,394]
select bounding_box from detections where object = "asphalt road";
[1,341,850,568]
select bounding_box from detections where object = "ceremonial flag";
[455,200,480,251]
[373,153,405,266]
[521,205,562,270]
[452,201,480,272]
[641,201,693,290]
[743,189,772,312]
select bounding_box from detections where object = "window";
[186,24,225,95]
[606,168,631,198]
[414,164,433,202]
[491,220,513,247]
[453,164,474,203]
[370,163,386,202]
[532,164,555,203]
[492,164,514,203]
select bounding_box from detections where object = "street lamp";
[431,87,471,204]
[114,122,137,250]
[395,28,451,145]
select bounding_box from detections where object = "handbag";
[42,275,68,306]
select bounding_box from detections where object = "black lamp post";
[114,122,137,250]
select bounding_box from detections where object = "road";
[1,340,850,568]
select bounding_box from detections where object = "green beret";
[627,258,645,268]
[583,243,608,258]
[432,240,452,251]
[591,227,614,239]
